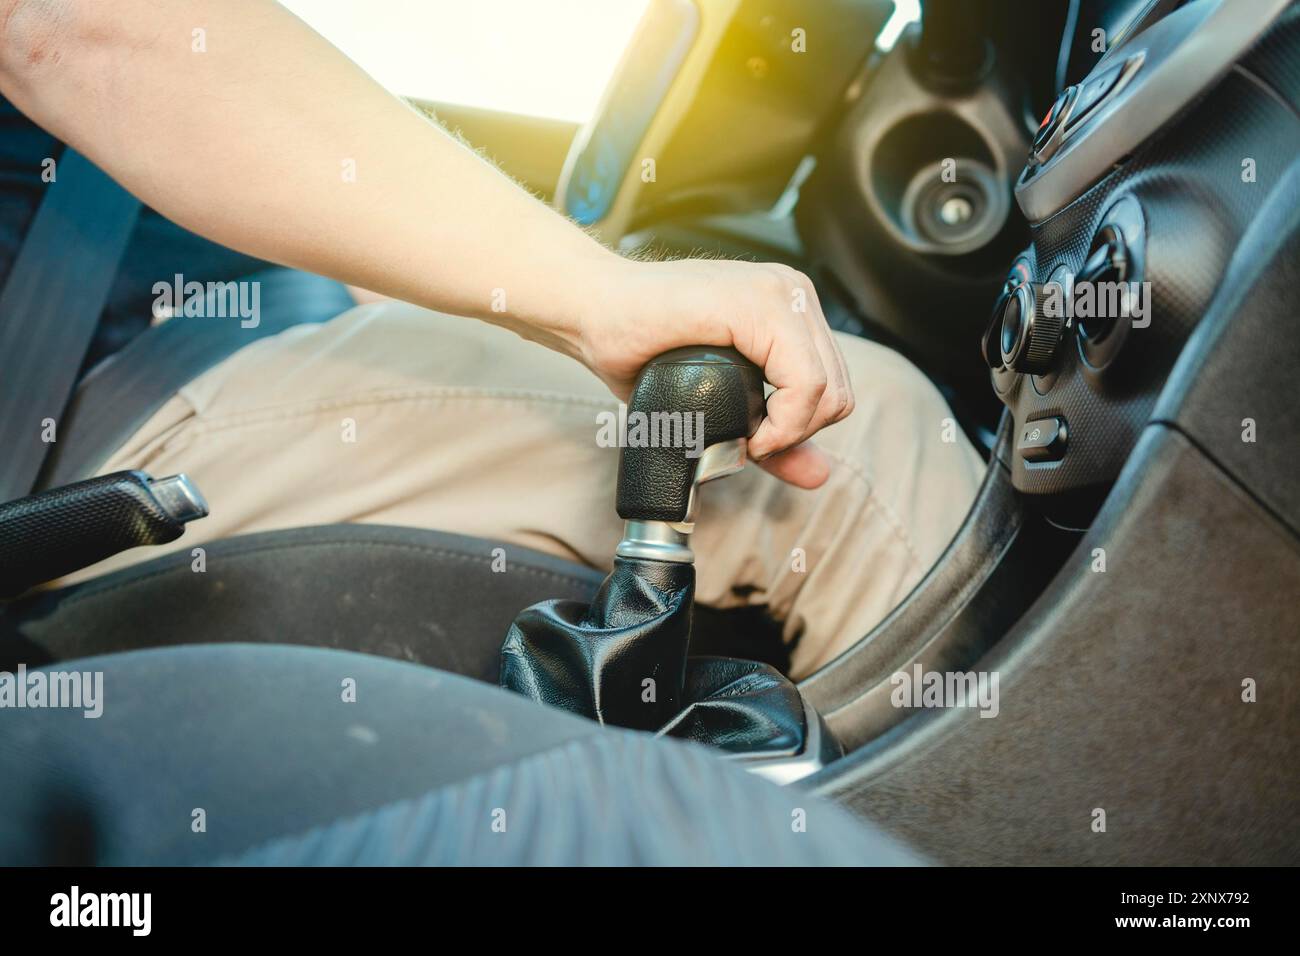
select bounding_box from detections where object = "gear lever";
[613,346,765,562]
[500,347,840,778]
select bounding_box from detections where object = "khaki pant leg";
[67,301,983,676]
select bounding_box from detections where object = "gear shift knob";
[615,347,764,562]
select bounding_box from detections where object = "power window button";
[1018,416,1068,463]
[1068,63,1123,127]
[1030,86,1078,165]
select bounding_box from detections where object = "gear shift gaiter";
[500,556,692,731]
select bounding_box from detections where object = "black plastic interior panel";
[1243,3,1300,110]
[998,59,1300,495]
[0,525,602,676]
[641,0,893,225]
[800,419,1080,751]
[810,12,1300,863]
[1061,0,1180,88]
[1155,157,1300,538]
[1017,0,1293,221]
[810,426,1300,865]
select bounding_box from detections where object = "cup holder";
[867,111,1010,256]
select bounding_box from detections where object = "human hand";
[572,257,855,490]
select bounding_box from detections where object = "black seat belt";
[0,148,141,501]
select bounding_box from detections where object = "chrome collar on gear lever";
[616,437,748,563]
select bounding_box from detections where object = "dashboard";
[1060,0,1183,88]
[986,0,1300,496]
[556,0,1298,507]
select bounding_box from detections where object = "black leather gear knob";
[615,346,765,523]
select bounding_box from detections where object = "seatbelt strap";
[0,148,141,500]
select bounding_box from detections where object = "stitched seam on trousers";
[50,540,601,612]
[122,383,931,586]
[819,448,925,573]
[168,387,617,438]
[150,387,924,576]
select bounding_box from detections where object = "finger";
[755,441,832,489]
[832,331,855,420]
[809,285,855,424]
[798,281,855,430]
[802,314,851,436]
[747,325,828,460]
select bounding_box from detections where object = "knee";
[834,333,956,434]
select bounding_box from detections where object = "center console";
[801,0,1300,865]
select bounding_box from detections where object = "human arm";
[0,0,853,486]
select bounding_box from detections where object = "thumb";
[754,441,832,489]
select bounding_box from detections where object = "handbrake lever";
[0,470,208,600]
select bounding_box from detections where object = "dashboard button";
[1030,86,1078,166]
[1005,258,1033,292]
[1018,416,1068,463]
[1067,63,1123,129]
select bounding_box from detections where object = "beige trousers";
[70,302,984,676]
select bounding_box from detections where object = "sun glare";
[876,0,921,51]
[279,0,652,122]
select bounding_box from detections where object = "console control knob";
[999,282,1064,374]
[981,289,1010,369]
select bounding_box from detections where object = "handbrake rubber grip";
[616,346,765,523]
[0,470,201,600]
